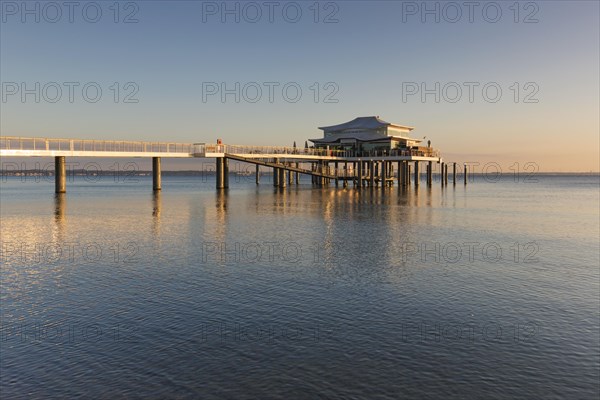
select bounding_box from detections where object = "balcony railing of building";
[352,148,440,158]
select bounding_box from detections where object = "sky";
[1,0,599,172]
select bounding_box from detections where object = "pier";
[0,136,468,193]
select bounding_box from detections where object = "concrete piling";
[444,164,448,185]
[216,157,228,189]
[414,162,419,187]
[55,156,66,194]
[427,161,433,186]
[453,162,457,185]
[279,168,288,187]
[357,161,363,188]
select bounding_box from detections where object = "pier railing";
[193,143,349,157]
[1,137,440,159]
[355,148,441,158]
[0,136,193,154]
[193,144,440,159]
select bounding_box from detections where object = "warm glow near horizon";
[1,1,598,172]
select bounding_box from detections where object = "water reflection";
[152,192,162,218]
[202,189,228,243]
[152,191,162,235]
[52,193,66,241]
[425,185,433,207]
[54,193,66,220]
[215,190,227,220]
[272,186,292,215]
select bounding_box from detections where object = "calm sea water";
[1,173,599,399]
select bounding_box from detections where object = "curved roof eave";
[318,116,414,131]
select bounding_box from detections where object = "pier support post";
[398,162,404,187]
[316,162,321,186]
[273,167,279,186]
[369,161,375,187]
[440,162,444,187]
[427,161,433,186]
[381,161,386,189]
[279,168,287,188]
[357,161,363,188]
[414,162,419,187]
[55,156,66,194]
[397,162,402,186]
[464,164,468,185]
[288,164,293,184]
[444,164,448,185]
[152,157,162,191]
[334,161,339,187]
[407,164,412,185]
[256,165,260,184]
[453,163,457,185]
[216,157,228,189]
[295,163,300,185]
[386,162,391,187]
[224,159,229,188]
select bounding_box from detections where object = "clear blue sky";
[1,1,598,171]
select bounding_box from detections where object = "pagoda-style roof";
[310,132,422,144]
[311,132,392,144]
[318,116,414,132]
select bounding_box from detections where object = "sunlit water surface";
[1,174,599,399]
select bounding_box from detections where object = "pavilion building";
[309,116,425,154]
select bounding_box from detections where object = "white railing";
[0,136,193,154]
[196,143,349,157]
[198,143,439,158]
[1,137,440,159]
